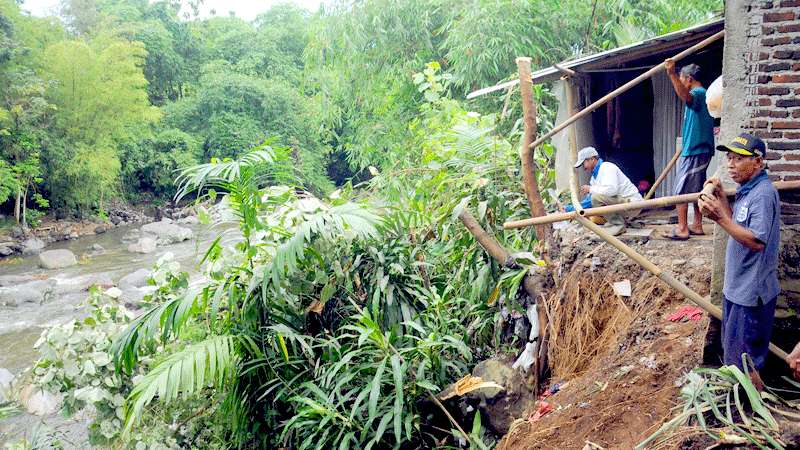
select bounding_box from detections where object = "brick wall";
[745,1,800,190]
[742,1,800,226]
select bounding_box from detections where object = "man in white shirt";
[573,146,643,236]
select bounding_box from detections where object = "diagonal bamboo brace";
[573,214,789,362]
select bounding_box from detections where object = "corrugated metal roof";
[466,18,724,99]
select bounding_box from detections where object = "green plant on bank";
[105,76,541,447]
[637,357,800,450]
[31,254,228,449]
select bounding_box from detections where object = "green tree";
[41,36,158,213]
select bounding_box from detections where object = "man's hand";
[698,192,726,222]
[580,185,591,196]
[789,342,800,380]
[664,58,676,74]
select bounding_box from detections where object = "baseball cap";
[574,146,599,168]
[716,132,766,158]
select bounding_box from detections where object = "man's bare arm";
[665,58,692,104]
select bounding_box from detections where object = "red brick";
[764,12,797,22]
[770,163,800,171]
[786,132,800,139]
[766,152,783,160]
[773,121,800,129]
[784,175,800,181]
[755,130,784,139]
[796,87,800,95]
[760,62,792,72]
[774,50,800,60]
[794,63,800,71]
[781,0,800,5]
[764,36,793,46]
[768,140,800,150]
[794,110,800,118]
[777,99,800,107]
[786,153,800,160]
[774,74,800,83]
[778,23,800,33]
[758,86,790,95]
[751,120,769,128]
[759,98,773,106]
[758,74,771,83]
[769,174,783,182]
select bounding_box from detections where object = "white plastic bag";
[706,75,723,118]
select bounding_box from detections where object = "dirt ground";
[499,224,717,450]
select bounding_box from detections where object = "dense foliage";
[9,0,725,448]
[0,0,721,222]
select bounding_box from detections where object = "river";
[0,221,221,374]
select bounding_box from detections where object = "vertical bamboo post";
[516,57,550,247]
[644,147,681,200]
[563,76,582,208]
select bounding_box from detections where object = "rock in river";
[38,249,78,269]
[140,220,193,245]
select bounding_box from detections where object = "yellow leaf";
[277,335,289,362]
[437,375,504,400]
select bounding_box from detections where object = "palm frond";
[111,287,202,374]
[123,335,237,433]
[174,147,277,202]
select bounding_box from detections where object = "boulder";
[94,225,107,234]
[464,357,536,434]
[88,243,105,256]
[38,249,78,269]
[21,237,46,255]
[0,279,57,306]
[0,243,14,256]
[127,237,156,254]
[141,220,193,245]
[0,368,13,402]
[177,215,199,225]
[105,287,123,299]
[0,274,34,287]
[119,268,150,290]
[20,384,62,416]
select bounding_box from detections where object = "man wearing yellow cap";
[699,132,780,387]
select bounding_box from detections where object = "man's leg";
[691,203,704,234]
[721,296,776,390]
[675,203,690,238]
[591,193,626,236]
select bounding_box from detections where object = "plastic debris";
[528,401,553,423]
[512,342,537,372]
[612,279,631,297]
[639,354,657,370]
[527,303,539,341]
[667,305,704,322]
[437,375,504,400]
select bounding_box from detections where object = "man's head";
[716,133,766,184]
[679,64,702,89]
[574,146,599,172]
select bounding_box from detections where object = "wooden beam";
[516,57,550,245]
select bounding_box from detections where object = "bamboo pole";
[528,30,725,150]
[458,210,511,266]
[574,214,789,362]
[563,77,582,208]
[516,57,550,245]
[644,146,682,200]
[504,180,800,229]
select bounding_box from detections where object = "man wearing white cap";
[572,146,643,235]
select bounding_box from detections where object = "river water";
[0,222,221,374]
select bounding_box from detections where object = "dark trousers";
[722,296,776,371]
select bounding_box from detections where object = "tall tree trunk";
[14,187,21,224]
[21,187,27,229]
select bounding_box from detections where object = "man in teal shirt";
[664,60,715,240]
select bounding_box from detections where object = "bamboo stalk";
[564,77,582,208]
[516,57,550,244]
[645,146,682,200]
[458,210,510,265]
[573,214,789,362]
[504,180,800,229]
[528,30,725,150]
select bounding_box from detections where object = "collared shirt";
[588,159,642,202]
[723,170,781,307]
[681,87,715,157]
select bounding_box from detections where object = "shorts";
[674,152,711,195]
